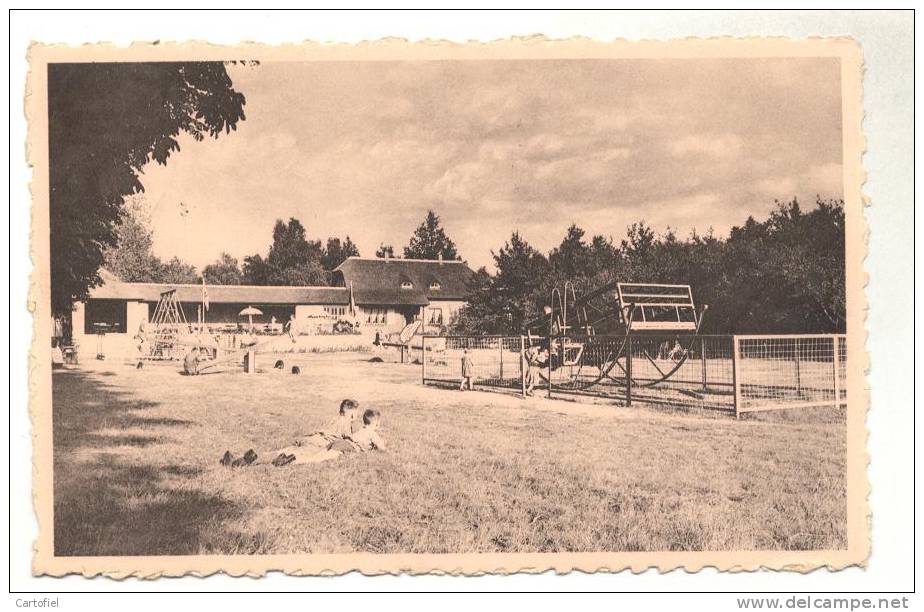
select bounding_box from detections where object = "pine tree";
[322,236,360,270]
[403,210,460,260]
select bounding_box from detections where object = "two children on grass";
[219,399,385,469]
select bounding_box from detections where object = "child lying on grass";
[275,408,386,466]
[219,401,382,468]
[293,399,362,448]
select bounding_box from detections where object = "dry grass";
[52,353,846,556]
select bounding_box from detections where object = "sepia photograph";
[26,35,869,577]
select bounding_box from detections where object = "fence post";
[700,336,707,392]
[519,336,526,397]
[626,335,633,407]
[794,337,802,398]
[421,336,426,385]
[732,335,741,419]
[499,339,504,381]
[832,334,842,408]
[547,335,552,399]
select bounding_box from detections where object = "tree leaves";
[375,244,396,258]
[202,253,244,285]
[49,61,247,315]
[321,236,360,270]
[403,210,460,260]
[453,232,549,334]
[102,196,201,285]
[241,218,360,286]
[453,198,846,335]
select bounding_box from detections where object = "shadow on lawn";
[53,369,242,556]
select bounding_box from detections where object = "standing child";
[459,348,474,391]
[285,314,298,343]
[134,320,148,355]
[524,344,549,396]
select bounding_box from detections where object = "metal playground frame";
[420,282,847,417]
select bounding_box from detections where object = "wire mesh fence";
[537,334,735,411]
[422,336,525,391]
[422,333,847,416]
[837,335,847,405]
[623,334,734,410]
[733,334,847,415]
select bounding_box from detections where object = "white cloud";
[137,58,843,270]
[804,162,844,196]
[756,176,799,197]
[669,134,744,158]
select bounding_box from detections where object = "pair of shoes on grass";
[220,449,257,468]
[272,453,296,467]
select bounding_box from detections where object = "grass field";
[53,352,846,556]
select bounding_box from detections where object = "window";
[429,281,441,290]
[364,307,387,324]
[324,306,346,316]
[84,299,127,334]
[428,308,444,325]
[400,281,413,289]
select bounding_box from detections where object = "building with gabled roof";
[68,257,475,356]
[332,256,474,329]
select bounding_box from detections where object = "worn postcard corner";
[27,35,868,578]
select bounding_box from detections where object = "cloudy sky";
[140,58,843,270]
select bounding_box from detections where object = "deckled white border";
[11,9,914,592]
[24,36,869,579]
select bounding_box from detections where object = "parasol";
[239,305,263,328]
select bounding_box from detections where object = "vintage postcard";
[28,37,868,577]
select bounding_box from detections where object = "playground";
[50,278,852,556]
[128,282,849,418]
[422,282,848,417]
[52,351,846,556]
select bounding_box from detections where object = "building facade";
[69,258,474,356]
[332,256,473,332]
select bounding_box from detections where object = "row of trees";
[452,197,846,335]
[237,218,360,286]
[102,191,844,334]
[104,193,844,333]
[103,202,463,286]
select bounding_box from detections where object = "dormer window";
[429,281,441,290]
[400,281,413,289]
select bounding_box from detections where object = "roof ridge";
[339,256,465,265]
[111,281,345,290]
